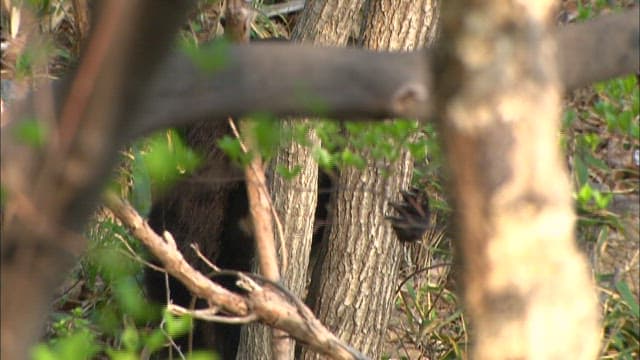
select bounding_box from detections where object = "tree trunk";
[235,1,365,358]
[302,1,439,358]
[432,1,600,359]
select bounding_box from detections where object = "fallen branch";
[105,193,369,360]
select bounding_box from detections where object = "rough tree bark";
[432,1,600,359]
[302,1,439,358]
[236,0,366,358]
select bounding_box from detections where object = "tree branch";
[126,7,638,139]
[105,194,368,360]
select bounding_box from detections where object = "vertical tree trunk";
[432,1,600,359]
[302,1,439,358]
[235,1,365,358]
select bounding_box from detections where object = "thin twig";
[190,243,221,273]
[167,304,258,324]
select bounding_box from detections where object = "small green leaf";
[144,329,167,353]
[163,311,193,338]
[13,118,48,147]
[250,114,281,159]
[340,148,366,169]
[217,135,252,165]
[573,156,589,187]
[31,331,100,360]
[143,130,201,190]
[0,185,7,207]
[593,191,612,209]
[186,351,220,360]
[113,278,154,322]
[130,145,152,217]
[583,152,608,171]
[181,38,229,74]
[616,281,640,318]
[275,164,302,180]
[617,110,632,134]
[121,326,140,351]
[577,183,593,206]
[562,109,577,128]
[313,146,334,169]
[106,350,138,360]
[405,281,417,300]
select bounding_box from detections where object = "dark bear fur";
[145,120,254,359]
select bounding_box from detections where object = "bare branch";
[105,194,369,360]
[124,7,638,139]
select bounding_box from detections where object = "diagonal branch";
[105,194,368,360]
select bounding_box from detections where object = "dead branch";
[105,194,368,360]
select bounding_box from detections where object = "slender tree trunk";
[235,1,366,358]
[302,1,439,358]
[432,1,600,358]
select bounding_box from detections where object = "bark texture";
[432,1,600,359]
[236,0,366,358]
[302,1,439,358]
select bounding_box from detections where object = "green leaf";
[573,156,589,187]
[616,281,640,318]
[250,114,281,159]
[163,311,193,338]
[143,329,167,353]
[592,191,612,209]
[31,345,56,360]
[408,141,428,162]
[562,109,577,128]
[31,331,100,360]
[181,38,229,74]
[107,350,138,360]
[217,135,252,165]
[582,133,600,152]
[313,146,334,169]
[13,118,48,147]
[15,52,34,79]
[143,130,201,190]
[577,183,593,206]
[186,351,220,360]
[0,185,6,207]
[340,148,366,169]
[275,164,302,180]
[405,281,417,301]
[130,145,152,217]
[113,278,154,322]
[121,326,140,351]
[583,152,608,171]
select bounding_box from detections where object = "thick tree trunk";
[235,1,366,358]
[432,1,600,359]
[302,1,439,358]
